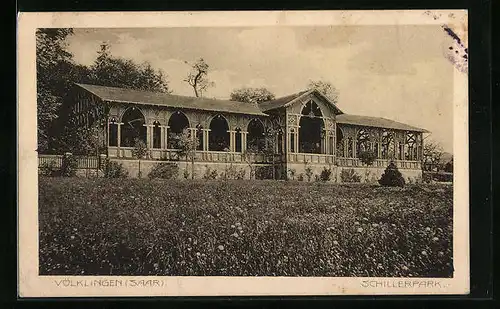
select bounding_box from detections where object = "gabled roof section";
[75,83,268,116]
[258,89,344,115]
[336,114,429,133]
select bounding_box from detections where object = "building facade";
[66,83,428,181]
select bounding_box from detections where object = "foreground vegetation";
[39,177,453,277]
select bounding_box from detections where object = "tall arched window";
[152,121,161,149]
[168,111,190,149]
[356,129,370,154]
[209,115,230,151]
[196,124,204,151]
[299,101,324,154]
[336,126,344,157]
[247,119,265,152]
[108,117,118,147]
[276,128,283,154]
[121,107,146,147]
[347,137,353,157]
[235,128,242,152]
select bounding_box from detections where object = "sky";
[66,26,457,152]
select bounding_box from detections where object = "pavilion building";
[65,83,428,181]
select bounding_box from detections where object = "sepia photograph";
[18,10,469,296]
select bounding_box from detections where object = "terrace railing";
[336,157,421,169]
[109,147,282,164]
[286,153,335,164]
[38,154,100,169]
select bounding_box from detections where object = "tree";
[307,80,339,104]
[229,87,275,104]
[422,141,444,171]
[132,138,148,178]
[36,28,77,152]
[177,128,197,179]
[184,58,215,97]
[89,43,171,93]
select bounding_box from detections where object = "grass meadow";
[39,177,453,277]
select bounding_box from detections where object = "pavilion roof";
[75,83,268,116]
[258,89,344,114]
[336,114,429,133]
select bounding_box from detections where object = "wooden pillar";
[229,130,236,152]
[117,123,122,157]
[353,139,357,158]
[294,127,299,153]
[164,126,169,149]
[204,129,211,151]
[241,131,248,153]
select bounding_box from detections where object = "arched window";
[276,128,283,154]
[168,111,190,149]
[209,115,230,151]
[347,137,353,157]
[336,126,344,157]
[381,130,394,159]
[235,128,242,152]
[121,107,146,147]
[108,118,118,147]
[299,101,324,154]
[356,129,370,154]
[152,121,161,149]
[247,119,265,152]
[196,124,204,151]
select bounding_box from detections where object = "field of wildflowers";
[39,177,453,277]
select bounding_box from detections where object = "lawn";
[38,177,453,277]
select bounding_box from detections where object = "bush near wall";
[379,162,406,187]
[255,166,273,180]
[340,169,361,183]
[104,160,129,178]
[148,162,179,180]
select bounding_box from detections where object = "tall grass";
[39,177,453,277]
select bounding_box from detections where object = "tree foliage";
[307,80,339,104]
[36,31,172,153]
[229,87,275,104]
[184,58,215,97]
[422,141,444,171]
[36,28,80,152]
[176,128,197,179]
[89,44,170,93]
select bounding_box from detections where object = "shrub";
[304,164,313,182]
[183,169,190,179]
[340,168,361,183]
[203,166,218,180]
[378,162,405,187]
[320,167,332,181]
[255,166,273,180]
[358,150,377,166]
[60,153,77,177]
[288,168,296,180]
[148,162,179,180]
[297,173,304,181]
[39,161,59,177]
[104,159,128,178]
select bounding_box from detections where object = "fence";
[38,154,100,169]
